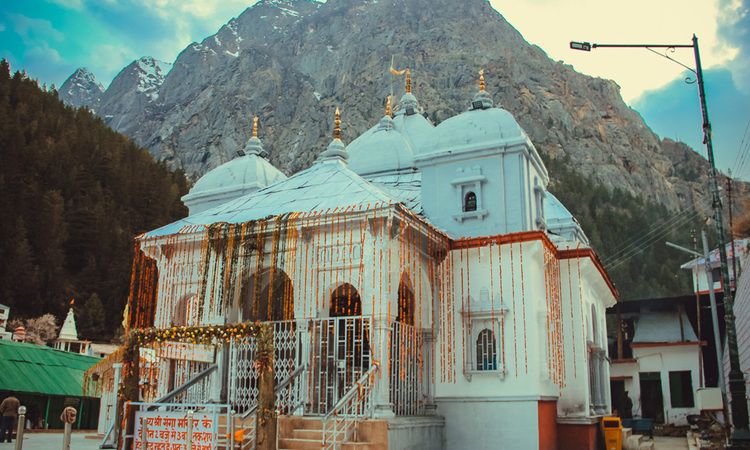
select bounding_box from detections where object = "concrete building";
[106,71,617,450]
[607,297,705,425]
[0,303,11,340]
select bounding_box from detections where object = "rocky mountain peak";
[58,67,104,110]
[62,0,740,217]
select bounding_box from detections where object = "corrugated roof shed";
[0,339,99,397]
[632,310,699,343]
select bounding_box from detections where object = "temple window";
[475,328,497,371]
[464,192,477,212]
[462,288,508,380]
[451,166,487,222]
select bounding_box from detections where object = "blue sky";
[1,0,748,178]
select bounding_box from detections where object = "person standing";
[622,391,634,419]
[0,395,20,443]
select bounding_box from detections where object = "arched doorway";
[329,283,362,317]
[309,283,370,413]
[230,267,296,414]
[241,267,294,322]
[391,272,421,415]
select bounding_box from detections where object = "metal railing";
[148,364,218,410]
[321,362,379,450]
[229,320,300,415]
[235,364,307,450]
[308,316,372,414]
[391,321,423,416]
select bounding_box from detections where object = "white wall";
[613,344,702,426]
[437,398,540,450]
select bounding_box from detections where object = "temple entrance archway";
[241,267,294,322]
[309,283,370,414]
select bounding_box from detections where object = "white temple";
[54,305,91,354]
[114,70,617,450]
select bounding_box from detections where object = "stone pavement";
[0,431,102,450]
[653,436,690,450]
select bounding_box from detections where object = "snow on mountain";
[134,57,172,101]
[94,56,172,135]
[58,68,104,110]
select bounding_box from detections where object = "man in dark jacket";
[0,395,20,443]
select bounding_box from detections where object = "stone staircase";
[277,416,387,450]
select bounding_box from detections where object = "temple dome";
[348,113,433,176]
[429,106,529,152]
[182,145,287,215]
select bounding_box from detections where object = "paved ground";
[654,436,690,450]
[0,431,102,450]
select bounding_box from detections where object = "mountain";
[1,61,188,340]
[58,0,735,215]
[58,68,104,111]
[97,56,172,132]
[54,0,748,299]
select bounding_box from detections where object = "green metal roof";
[0,340,100,397]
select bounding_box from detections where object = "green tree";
[78,293,107,341]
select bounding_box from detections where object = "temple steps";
[278,416,384,450]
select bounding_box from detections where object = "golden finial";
[479,69,485,91]
[405,68,412,93]
[252,116,259,138]
[385,95,392,116]
[334,107,342,140]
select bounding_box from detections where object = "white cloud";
[26,44,62,63]
[10,13,64,42]
[490,0,739,102]
[0,23,6,32]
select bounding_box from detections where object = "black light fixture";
[569,41,592,51]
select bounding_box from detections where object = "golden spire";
[334,107,342,140]
[252,116,259,138]
[385,95,392,116]
[405,68,412,93]
[479,69,485,91]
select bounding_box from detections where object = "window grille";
[475,328,497,371]
[464,191,477,212]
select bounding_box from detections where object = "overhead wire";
[604,210,700,271]
[602,207,700,265]
[732,118,750,178]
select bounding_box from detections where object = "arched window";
[464,191,477,212]
[476,328,497,371]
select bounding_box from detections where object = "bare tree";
[23,314,59,345]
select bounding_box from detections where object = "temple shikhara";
[92,69,618,450]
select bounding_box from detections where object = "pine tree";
[79,293,107,341]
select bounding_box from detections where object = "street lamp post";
[571,35,750,447]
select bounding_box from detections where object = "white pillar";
[297,319,310,416]
[372,316,394,418]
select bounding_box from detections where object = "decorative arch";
[241,267,294,322]
[330,283,362,317]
